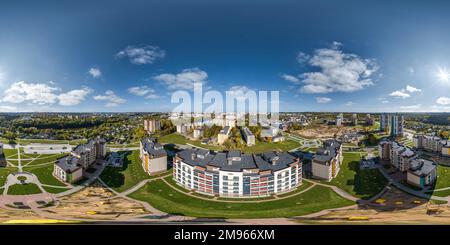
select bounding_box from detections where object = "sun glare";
[437,67,450,82]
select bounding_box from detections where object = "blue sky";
[1,0,450,112]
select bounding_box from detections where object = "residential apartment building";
[53,137,106,183]
[336,113,343,126]
[380,113,390,132]
[407,159,437,188]
[351,113,358,126]
[193,127,204,140]
[390,114,404,137]
[413,134,450,156]
[241,127,256,146]
[379,140,437,188]
[140,138,167,174]
[312,140,343,181]
[173,149,302,197]
[53,157,83,183]
[217,126,231,145]
[71,138,107,169]
[144,119,161,133]
[0,142,5,167]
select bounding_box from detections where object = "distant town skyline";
[1,0,450,113]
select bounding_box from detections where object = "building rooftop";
[56,156,81,173]
[313,140,341,164]
[408,158,436,176]
[142,138,167,158]
[177,149,298,172]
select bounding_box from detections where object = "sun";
[437,67,450,82]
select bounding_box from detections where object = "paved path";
[378,166,448,202]
[303,179,359,202]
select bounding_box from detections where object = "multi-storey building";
[241,127,256,146]
[193,127,204,140]
[407,159,437,188]
[390,114,404,137]
[53,137,106,183]
[53,157,83,183]
[379,140,437,188]
[71,138,107,169]
[312,140,343,181]
[351,113,358,126]
[380,113,390,132]
[173,149,302,197]
[140,138,167,174]
[0,142,5,167]
[336,113,343,126]
[144,119,161,133]
[217,126,231,145]
[379,140,392,161]
[413,134,450,156]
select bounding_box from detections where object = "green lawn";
[327,152,388,200]
[7,183,42,195]
[0,168,15,186]
[100,150,150,192]
[24,164,67,187]
[42,186,71,194]
[158,133,300,153]
[3,149,20,158]
[22,153,67,166]
[434,165,450,190]
[241,140,301,154]
[129,179,354,218]
[159,133,224,151]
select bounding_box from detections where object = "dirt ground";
[296,187,450,224]
[49,181,149,220]
[295,125,361,139]
[0,208,40,222]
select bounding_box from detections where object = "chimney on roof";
[191,153,196,160]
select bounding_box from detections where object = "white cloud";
[296,52,310,63]
[2,81,94,107]
[88,67,102,78]
[281,74,300,83]
[153,68,208,90]
[389,90,410,99]
[389,85,421,99]
[116,45,165,65]
[408,67,414,74]
[2,81,59,105]
[316,97,332,103]
[128,85,160,99]
[381,100,389,104]
[292,42,378,94]
[436,96,450,105]
[405,85,421,93]
[345,101,354,106]
[58,87,92,106]
[93,90,126,107]
[0,105,16,112]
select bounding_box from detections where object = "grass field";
[0,168,15,187]
[7,183,42,195]
[100,150,150,192]
[434,165,450,190]
[158,133,301,153]
[24,164,67,187]
[22,153,67,167]
[42,186,71,194]
[129,179,354,218]
[327,152,388,200]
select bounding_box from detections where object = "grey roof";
[408,158,436,176]
[177,149,298,172]
[241,127,254,137]
[56,156,81,173]
[219,126,231,135]
[142,138,167,158]
[313,140,341,164]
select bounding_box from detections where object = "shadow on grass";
[99,151,132,188]
[344,160,388,200]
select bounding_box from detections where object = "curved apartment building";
[173,149,302,198]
